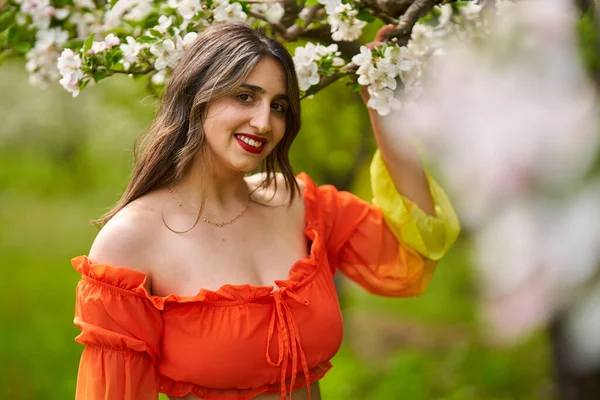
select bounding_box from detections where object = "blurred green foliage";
[0,55,553,399]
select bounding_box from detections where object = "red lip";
[235,136,265,154]
[235,133,267,142]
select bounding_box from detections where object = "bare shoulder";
[88,195,164,290]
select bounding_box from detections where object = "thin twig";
[104,66,154,76]
[300,62,358,99]
[248,10,289,37]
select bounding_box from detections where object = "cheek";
[272,119,287,144]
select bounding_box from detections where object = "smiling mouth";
[234,134,267,154]
[234,134,265,148]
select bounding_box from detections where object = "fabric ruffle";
[158,362,331,400]
[370,149,461,261]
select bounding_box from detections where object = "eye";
[236,92,254,103]
[271,103,286,114]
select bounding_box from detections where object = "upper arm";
[88,205,155,293]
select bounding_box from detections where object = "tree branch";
[361,0,400,25]
[248,10,289,38]
[286,4,323,41]
[386,0,443,46]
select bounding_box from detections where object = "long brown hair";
[94,22,301,227]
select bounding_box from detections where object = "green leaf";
[63,39,84,50]
[346,81,363,92]
[83,34,95,52]
[356,9,375,23]
[138,36,156,43]
[13,41,31,55]
[142,12,160,29]
[79,78,90,90]
[111,52,123,65]
[92,70,107,82]
[238,1,251,13]
[305,0,319,6]
[0,6,17,32]
[7,26,19,41]
[149,29,163,38]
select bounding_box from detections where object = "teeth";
[236,135,263,148]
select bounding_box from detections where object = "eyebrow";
[240,83,288,101]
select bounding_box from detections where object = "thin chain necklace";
[165,186,252,231]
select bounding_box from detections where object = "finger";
[375,24,395,42]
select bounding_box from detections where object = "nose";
[249,103,272,134]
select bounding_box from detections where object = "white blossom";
[154,15,173,34]
[120,36,146,70]
[150,39,182,70]
[318,0,342,15]
[57,49,84,97]
[54,9,70,20]
[351,46,372,67]
[366,87,401,116]
[332,57,345,66]
[314,43,339,58]
[104,33,121,48]
[89,41,107,55]
[384,46,415,74]
[182,32,198,49]
[296,62,319,91]
[26,46,60,87]
[104,0,153,30]
[265,3,285,24]
[24,28,69,88]
[35,28,69,50]
[459,2,484,21]
[293,42,342,92]
[293,43,318,66]
[328,4,366,42]
[151,70,167,85]
[19,0,54,30]
[213,1,247,22]
[70,11,102,39]
[74,0,96,8]
[168,0,203,20]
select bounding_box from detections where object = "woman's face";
[202,57,289,176]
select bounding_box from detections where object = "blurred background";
[1,3,599,400]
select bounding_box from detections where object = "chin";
[229,157,264,174]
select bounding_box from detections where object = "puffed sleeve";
[305,150,460,297]
[370,149,461,261]
[72,256,164,400]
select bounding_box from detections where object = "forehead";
[243,57,287,95]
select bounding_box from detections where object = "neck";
[175,160,251,216]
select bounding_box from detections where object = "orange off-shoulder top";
[72,151,461,400]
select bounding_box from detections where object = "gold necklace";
[166,187,252,230]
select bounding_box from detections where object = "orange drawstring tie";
[266,289,311,400]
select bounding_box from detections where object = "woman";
[72,22,460,400]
